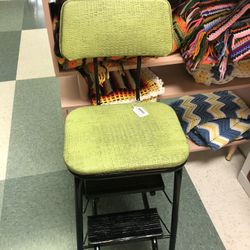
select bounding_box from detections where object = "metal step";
[84,174,164,198]
[88,208,163,246]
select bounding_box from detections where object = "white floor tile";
[0,81,15,181]
[16,29,55,80]
[186,150,250,250]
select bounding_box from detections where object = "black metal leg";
[92,199,98,215]
[92,199,100,249]
[169,168,183,250]
[151,237,158,250]
[135,56,142,101]
[75,177,84,250]
[142,192,150,209]
[93,58,101,105]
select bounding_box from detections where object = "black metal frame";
[71,57,185,250]
[93,57,142,105]
[74,167,183,250]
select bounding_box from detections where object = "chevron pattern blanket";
[171,91,250,150]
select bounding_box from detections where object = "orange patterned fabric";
[90,68,165,105]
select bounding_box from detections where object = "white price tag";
[133,106,149,117]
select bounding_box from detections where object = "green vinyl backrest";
[60,0,173,60]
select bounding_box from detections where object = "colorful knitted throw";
[89,68,165,105]
[173,0,250,85]
[170,91,250,150]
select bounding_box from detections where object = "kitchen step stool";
[60,0,189,249]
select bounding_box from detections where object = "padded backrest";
[60,0,173,60]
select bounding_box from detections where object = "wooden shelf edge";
[61,100,91,109]
[158,81,250,100]
[51,53,183,75]
[59,73,91,110]
[151,64,250,100]
[189,138,249,152]
[109,53,183,71]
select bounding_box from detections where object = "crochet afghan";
[173,0,250,85]
[89,68,165,105]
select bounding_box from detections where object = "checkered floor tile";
[0,1,249,250]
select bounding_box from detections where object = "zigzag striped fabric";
[189,119,250,150]
[171,91,250,150]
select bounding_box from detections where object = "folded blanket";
[170,91,250,150]
[90,68,165,105]
[189,119,250,149]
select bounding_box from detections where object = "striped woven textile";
[170,91,250,150]
[189,119,250,150]
[174,0,250,85]
[89,68,165,105]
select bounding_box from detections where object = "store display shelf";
[108,53,184,71]
[61,64,250,111]
[60,73,250,153]
[60,73,90,110]
[188,138,249,152]
[42,0,249,162]
[152,64,250,99]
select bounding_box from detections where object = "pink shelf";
[188,138,249,152]
[42,0,249,154]
[150,64,250,99]
[59,73,90,110]
[108,53,184,71]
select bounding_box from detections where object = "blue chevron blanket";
[170,91,250,150]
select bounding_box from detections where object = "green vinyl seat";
[64,102,189,176]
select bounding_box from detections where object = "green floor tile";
[94,170,225,250]
[0,168,225,249]
[0,31,21,81]
[0,226,75,250]
[22,0,45,30]
[0,171,75,249]
[167,171,225,250]
[0,1,24,32]
[0,171,74,235]
[6,77,65,179]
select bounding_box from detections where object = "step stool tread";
[88,208,163,245]
[85,174,164,198]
